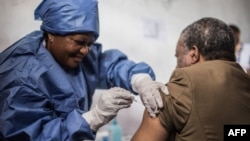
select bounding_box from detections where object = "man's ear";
[190,46,200,64]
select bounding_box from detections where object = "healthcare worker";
[0,0,168,141]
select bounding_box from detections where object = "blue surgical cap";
[34,0,99,39]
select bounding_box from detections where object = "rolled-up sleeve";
[158,69,193,133]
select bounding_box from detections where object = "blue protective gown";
[0,31,155,141]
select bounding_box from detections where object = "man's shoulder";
[186,60,231,70]
[174,62,214,74]
[172,61,235,80]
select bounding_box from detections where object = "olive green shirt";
[159,60,250,141]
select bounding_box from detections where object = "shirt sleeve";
[158,69,193,133]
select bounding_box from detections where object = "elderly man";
[131,17,250,141]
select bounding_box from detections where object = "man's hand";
[82,87,134,131]
[132,74,169,118]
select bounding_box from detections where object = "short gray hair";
[181,17,235,61]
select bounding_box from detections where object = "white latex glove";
[131,73,169,118]
[82,87,134,131]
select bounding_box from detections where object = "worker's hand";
[131,74,169,118]
[82,87,134,131]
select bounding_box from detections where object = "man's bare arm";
[131,109,169,141]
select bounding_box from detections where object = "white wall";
[1,0,250,140]
[0,0,41,50]
[1,0,250,81]
[97,0,250,81]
